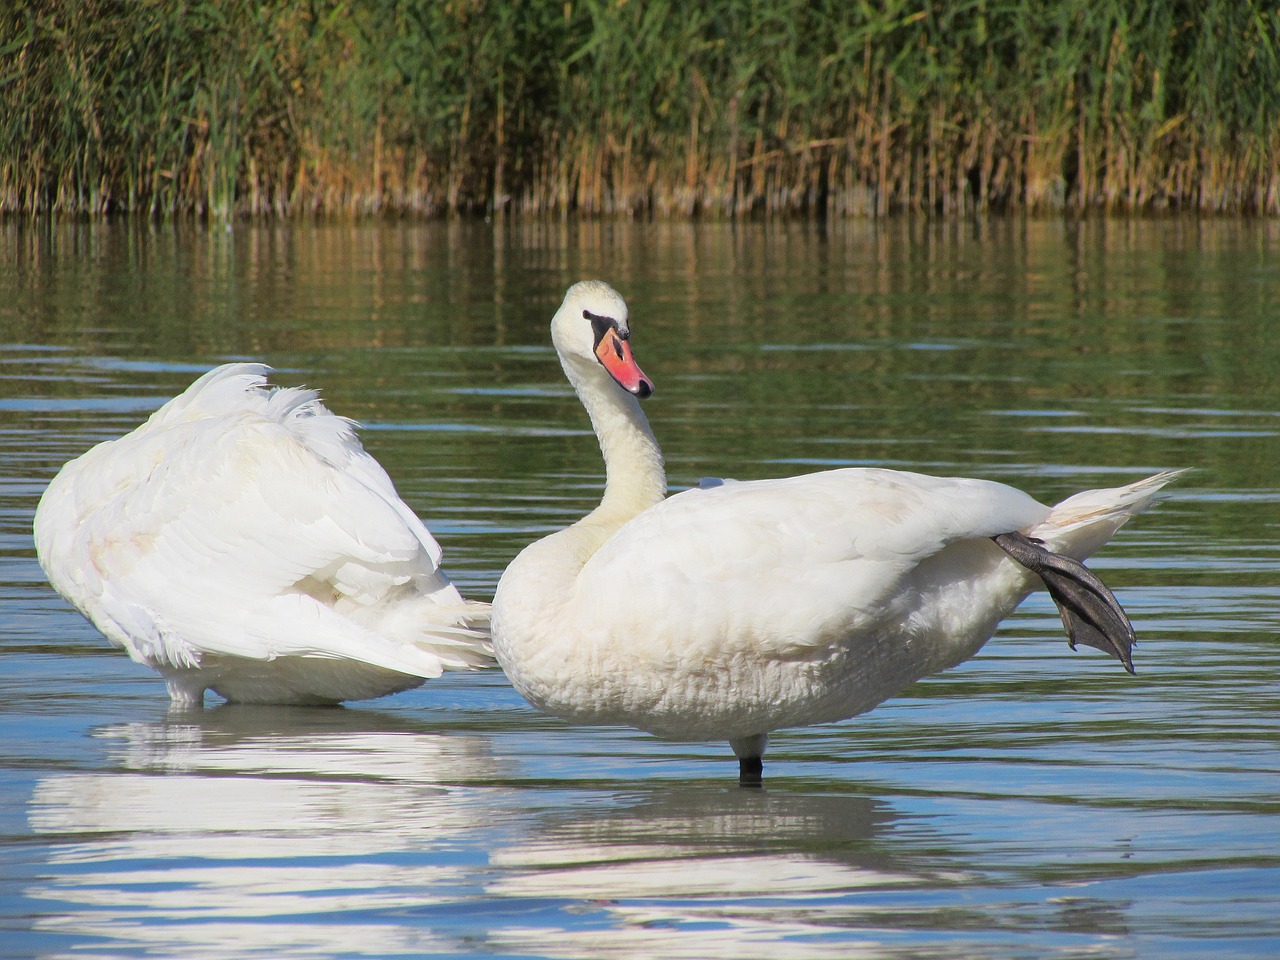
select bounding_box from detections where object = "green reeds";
[3,0,1278,218]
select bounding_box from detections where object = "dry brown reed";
[3,0,1277,219]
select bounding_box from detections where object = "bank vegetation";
[3,0,1278,218]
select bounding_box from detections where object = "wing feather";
[576,468,1049,657]
[35,363,480,680]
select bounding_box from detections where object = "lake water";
[1,218,1277,959]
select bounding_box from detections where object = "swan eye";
[584,309,620,349]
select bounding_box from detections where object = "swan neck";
[573,361,666,524]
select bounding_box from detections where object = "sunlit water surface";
[1,219,1277,959]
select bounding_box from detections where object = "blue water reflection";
[1,219,1277,959]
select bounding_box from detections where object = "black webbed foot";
[992,531,1136,674]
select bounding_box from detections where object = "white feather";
[34,363,491,706]
[492,281,1184,768]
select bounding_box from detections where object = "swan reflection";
[485,788,949,959]
[27,705,507,957]
[27,710,949,959]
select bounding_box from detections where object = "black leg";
[993,531,1136,673]
[738,755,764,788]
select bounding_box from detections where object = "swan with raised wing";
[491,280,1183,783]
[35,364,491,706]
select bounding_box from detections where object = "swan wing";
[35,365,477,678]
[576,468,1049,656]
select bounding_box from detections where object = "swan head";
[552,281,654,399]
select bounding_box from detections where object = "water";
[1,218,1277,959]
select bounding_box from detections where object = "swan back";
[35,363,490,704]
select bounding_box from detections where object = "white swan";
[34,363,491,706]
[491,280,1184,783]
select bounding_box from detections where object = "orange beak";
[595,329,654,398]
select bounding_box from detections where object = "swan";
[34,363,491,706]
[491,280,1184,783]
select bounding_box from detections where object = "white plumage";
[34,363,491,706]
[491,280,1184,780]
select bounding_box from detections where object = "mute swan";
[34,363,491,706]
[491,280,1184,784]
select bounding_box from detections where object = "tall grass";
[3,0,1278,218]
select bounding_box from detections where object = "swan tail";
[377,599,494,672]
[1033,469,1188,559]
